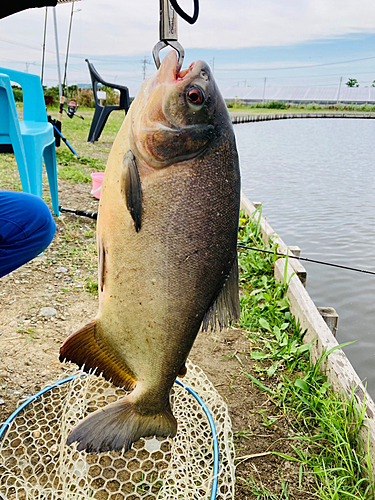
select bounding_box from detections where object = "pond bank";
[231,112,375,124]
[240,193,375,477]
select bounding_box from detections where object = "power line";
[215,55,375,72]
[140,56,151,80]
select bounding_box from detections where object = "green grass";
[51,219,97,272]
[1,99,373,497]
[238,477,291,499]
[53,108,124,159]
[57,149,106,183]
[238,209,374,499]
[0,108,124,192]
[0,154,22,191]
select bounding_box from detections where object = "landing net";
[0,360,235,499]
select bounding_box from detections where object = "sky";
[1,0,375,96]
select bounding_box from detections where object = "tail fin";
[66,395,177,454]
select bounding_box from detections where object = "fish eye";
[187,86,205,105]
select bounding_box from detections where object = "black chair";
[85,59,130,143]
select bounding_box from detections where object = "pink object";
[91,172,105,199]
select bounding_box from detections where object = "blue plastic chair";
[0,67,59,216]
[0,73,30,191]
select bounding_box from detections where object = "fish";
[59,50,241,454]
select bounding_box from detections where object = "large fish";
[60,51,241,454]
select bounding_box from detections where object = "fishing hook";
[152,0,199,74]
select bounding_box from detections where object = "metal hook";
[153,0,185,74]
[152,40,185,75]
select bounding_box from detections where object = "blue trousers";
[0,191,56,278]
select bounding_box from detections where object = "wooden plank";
[240,193,307,285]
[240,192,375,473]
[275,258,375,472]
[317,306,339,337]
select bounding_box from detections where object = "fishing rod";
[53,210,375,277]
[59,206,98,219]
[52,124,78,155]
[237,244,375,276]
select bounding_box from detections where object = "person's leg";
[0,191,56,278]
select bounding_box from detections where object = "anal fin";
[202,255,240,332]
[60,319,136,390]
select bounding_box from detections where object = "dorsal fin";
[124,151,142,232]
[60,320,136,390]
[201,255,240,332]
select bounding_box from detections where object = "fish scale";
[60,50,240,453]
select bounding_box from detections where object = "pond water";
[235,118,375,397]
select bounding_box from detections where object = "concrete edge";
[231,113,375,124]
[240,192,375,472]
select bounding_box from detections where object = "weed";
[54,219,97,271]
[238,476,291,499]
[234,429,252,441]
[253,100,288,110]
[57,150,106,183]
[19,328,40,345]
[238,210,374,499]
[85,277,98,295]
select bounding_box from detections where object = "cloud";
[1,0,375,89]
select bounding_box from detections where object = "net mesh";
[0,360,235,499]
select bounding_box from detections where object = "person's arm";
[1,0,57,20]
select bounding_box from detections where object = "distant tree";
[12,85,23,102]
[43,85,60,103]
[372,80,375,88]
[346,78,359,88]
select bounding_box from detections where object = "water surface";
[235,118,375,396]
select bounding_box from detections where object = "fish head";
[131,51,229,168]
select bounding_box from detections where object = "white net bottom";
[0,360,235,499]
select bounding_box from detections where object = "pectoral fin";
[202,255,240,331]
[60,319,136,390]
[124,151,142,232]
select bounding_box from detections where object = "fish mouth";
[158,51,196,83]
[177,62,195,81]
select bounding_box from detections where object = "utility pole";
[336,76,342,105]
[262,77,267,105]
[25,62,36,73]
[211,57,215,75]
[141,56,151,80]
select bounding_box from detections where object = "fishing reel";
[63,100,84,120]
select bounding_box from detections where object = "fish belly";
[97,127,240,409]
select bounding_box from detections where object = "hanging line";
[237,244,375,276]
[169,0,199,24]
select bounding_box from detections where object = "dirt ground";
[0,179,315,499]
